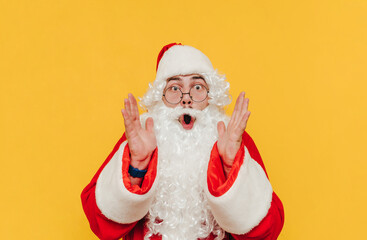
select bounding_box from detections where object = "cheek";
[197,99,209,110]
[162,96,177,108]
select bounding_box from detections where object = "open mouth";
[179,114,195,130]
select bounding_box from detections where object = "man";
[81,43,284,240]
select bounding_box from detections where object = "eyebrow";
[191,76,205,81]
[166,75,205,82]
[167,77,181,81]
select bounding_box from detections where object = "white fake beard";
[140,102,229,240]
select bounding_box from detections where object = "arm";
[206,132,284,240]
[81,135,135,240]
[81,94,158,240]
[211,92,284,239]
[81,134,159,240]
[121,94,157,186]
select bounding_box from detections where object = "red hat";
[155,43,215,84]
[156,43,182,71]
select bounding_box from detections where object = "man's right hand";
[121,93,157,170]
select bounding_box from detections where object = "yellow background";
[1,0,366,239]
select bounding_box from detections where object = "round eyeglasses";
[163,84,209,104]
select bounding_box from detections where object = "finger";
[121,109,132,138]
[145,117,155,133]
[121,108,126,118]
[243,97,249,114]
[237,93,246,124]
[129,93,140,121]
[235,92,245,111]
[129,94,143,131]
[125,98,132,117]
[233,92,243,115]
[121,108,133,130]
[122,100,132,123]
[244,97,249,112]
[217,121,226,139]
[231,92,245,125]
[238,111,251,133]
[228,93,242,127]
[238,97,249,121]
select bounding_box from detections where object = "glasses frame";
[163,84,209,104]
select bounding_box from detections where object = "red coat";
[81,131,284,240]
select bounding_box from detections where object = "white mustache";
[166,106,205,121]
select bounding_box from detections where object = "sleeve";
[205,131,284,240]
[81,134,159,240]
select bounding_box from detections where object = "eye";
[170,86,180,91]
[194,84,203,90]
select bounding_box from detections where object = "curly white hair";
[139,70,232,111]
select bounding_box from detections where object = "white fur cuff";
[205,147,273,234]
[95,141,157,224]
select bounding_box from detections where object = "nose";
[180,93,192,107]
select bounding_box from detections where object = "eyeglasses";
[163,84,209,104]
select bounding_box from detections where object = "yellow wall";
[1,0,366,239]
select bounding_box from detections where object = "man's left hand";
[217,92,251,177]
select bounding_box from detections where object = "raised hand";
[121,93,157,170]
[217,92,251,176]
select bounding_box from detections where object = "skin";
[163,74,210,110]
[121,74,250,186]
[163,74,210,130]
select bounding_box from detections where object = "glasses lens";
[190,84,208,102]
[164,86,182,104]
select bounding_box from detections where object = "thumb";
[217,121,226,138]
[145,117,155,133]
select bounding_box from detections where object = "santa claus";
[81,43,284,240]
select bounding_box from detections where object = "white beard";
[140,103,229,240]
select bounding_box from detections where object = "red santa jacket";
[81,131,284,240]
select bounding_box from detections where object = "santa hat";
[140,43,231,109]
[155,43,215,84]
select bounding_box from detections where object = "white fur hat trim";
[155,45,215,84]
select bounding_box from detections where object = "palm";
[217,92,250,168]
[126,118,156,161]
[122,94,156,170]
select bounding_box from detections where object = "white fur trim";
[95,141,157,224]
[156,45,215,84]
[205,146,273,234]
